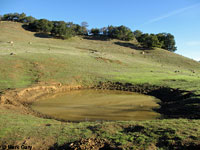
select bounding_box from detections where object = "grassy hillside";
[0,21,200,149]
[0,21,200,91]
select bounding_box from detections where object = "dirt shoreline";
[0,81,199,121]
[0,82,83,119]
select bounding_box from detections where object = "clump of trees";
[1,13,88,39]
[156,33,177,52]
[90,25,134,41]
[107,25,134,41]
[28,19,88,39]
[1,12,36,23]
[1,12,177,51]
[134,30,177,52]
[29,19,53,33]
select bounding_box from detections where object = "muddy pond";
[32,89,160,121]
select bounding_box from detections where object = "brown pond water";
[31,89,160,121]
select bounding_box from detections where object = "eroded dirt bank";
[0,82,82,118]
[0,81,199,120]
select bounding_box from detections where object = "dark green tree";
[73,24,82,35]
[138,33,162,49]
[2,13,36,23]
[2,13,18,21]
[157,33,177,52]
[107,25,115,38]
[106,25,134,41]
[100,27,107,36]
[51,21,66,37]
[114,25,134,41]
[90,28,100,36]
[147,34,162,48]
[137,33,148,44]
[63,28,74,39]
[18,13,26,22]
[34,19,53,33]
[133,30,143,40]
[24,16,36,23]
[51,21,74,39]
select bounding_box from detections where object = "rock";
[8,41,14,44]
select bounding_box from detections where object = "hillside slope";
[0,21,200,150]
[0,21,200,92]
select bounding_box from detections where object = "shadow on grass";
[96,81,200,119]
[148,88,200,119]
[83,35,111,41]
[22,24,32,31]
[22,24,52,38]
[122,125,200,150]
[34,33,52,38]
[22,24,38,33]
[114,41,148,50]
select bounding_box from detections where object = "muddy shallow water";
[31,89,160,121]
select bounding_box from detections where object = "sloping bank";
[0,82,82,120]
[0,81,199,120]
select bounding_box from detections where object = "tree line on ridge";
[0,12,177,52]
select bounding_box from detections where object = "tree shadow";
[114,41,147,50]
[148,87,200,119]
[22,24,52,38]
[34,33,52,38]
[97,81,200,119]
[83,35,111,41]
[22,24,35,32]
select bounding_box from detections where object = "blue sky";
[0,0,200,60]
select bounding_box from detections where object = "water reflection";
[32,89,160,121]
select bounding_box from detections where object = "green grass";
[0,21,200,149]
[0,108,199,149]
[0,21,200,90]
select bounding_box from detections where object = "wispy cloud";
[143,3,200,25]
[186,41,200,46]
